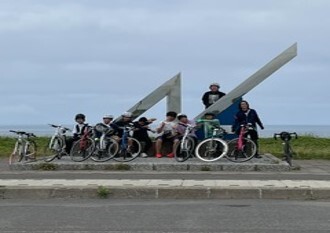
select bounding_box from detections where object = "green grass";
[1,136,330,160]
[0,136,50,158]
[259,136,330,160]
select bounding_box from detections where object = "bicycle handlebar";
[48,124,71,131]
[9,130,36,137]
[274,132,298,141]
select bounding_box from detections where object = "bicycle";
[195,127,228,162]
[43,124,71,162]
[174,124,196,162]
[226,123,257,163]
[90,123,119,162]
[9,130,37,164]
[70,126,96,162]
[274,131,298,166]
[113,123,142,162]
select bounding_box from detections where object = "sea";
[1,124,330,138]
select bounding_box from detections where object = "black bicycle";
[274,131,298,166]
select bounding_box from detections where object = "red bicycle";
[226,123,257,162]
[70,126,95,162]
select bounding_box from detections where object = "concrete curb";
[1,186,329,200]
[1,179,329,200]
[9,154,292,172]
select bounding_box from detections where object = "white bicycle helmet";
[209,82,220,88]
[122,112,132,118]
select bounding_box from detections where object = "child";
[155,111,177,158]
[66,113,88,153]
[196,112,221,139]
[132,117,156,158]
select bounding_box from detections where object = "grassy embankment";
[0,136,329,160]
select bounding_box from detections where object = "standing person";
[202,82,226,109]
[155,111,178,158]
[132,117,156,158]
[232,100,264,158]
[66,113,88,153]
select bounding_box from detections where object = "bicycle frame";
[274,131,298,166]
[237,123,253,150]
[48,124,70,153]
[9,130,36,164]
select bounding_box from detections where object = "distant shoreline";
[1,124,330,138]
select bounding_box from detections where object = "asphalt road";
[0,199,329,232]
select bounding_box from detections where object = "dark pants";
[135,136,152,153]
[244,129,259,155]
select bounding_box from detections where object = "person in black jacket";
[232,100,264,158]
[202,82,226,109]
[132,117,156,158]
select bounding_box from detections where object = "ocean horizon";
[1,124,330,138]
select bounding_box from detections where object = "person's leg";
[155,138,163,158]
[249,130,261,158]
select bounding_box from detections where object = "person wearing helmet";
[113,112,134,138]
[202,82,226,108]
[66,113,88,153]
[94,115,118,140]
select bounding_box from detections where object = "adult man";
[202,82,226,109]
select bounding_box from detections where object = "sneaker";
[141,153,148,158]
[156,153,162,158]
[167,153,174,158]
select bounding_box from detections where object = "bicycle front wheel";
[91,138,119,162]
[174,136,195,162]
[42,137,63,162]
[70,138,95,162]
[195,138,228,162]
[284,143,293,166]
[226,138,257,163]
[24,141,37,163]
[113,137,141,162]
[9,142,24,164]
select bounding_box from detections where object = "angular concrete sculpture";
[194,43,298,120]
[116,73,181,121]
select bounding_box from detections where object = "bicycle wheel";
[226,138,257,163]
[70,138,95,162]
[42,137,63,162]
[91,138,119,162]
[195,138,228,162]
[24,141,37,162]
[174,136,195,162]
[113,137,141,162]
[284,143,293,166]
[9,142,24,164]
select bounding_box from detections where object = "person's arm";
[202,92,209,107]
[253,110,264,129]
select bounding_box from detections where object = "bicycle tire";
[91,138,119,162]
[226,138,257,163]
[174,136,195,162]
[195,138,228,162]
[284,142,293,166]
[42,136,63,162]
[9,142,24,164]
[70,138,95,162]
[24,140,37,163]
[113,137,141,162]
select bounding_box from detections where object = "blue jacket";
[232,109,264,132]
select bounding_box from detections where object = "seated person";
[66,113,88,153]
[155,111,177,158]
[196,112,222,139]
[94,114,118,140]
[132,117,156,158]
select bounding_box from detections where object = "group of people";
[66,82,264,159]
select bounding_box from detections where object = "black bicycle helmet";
[75,113,86,121]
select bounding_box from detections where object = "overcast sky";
[0,0,329,126]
